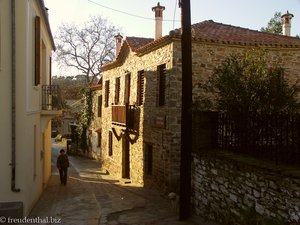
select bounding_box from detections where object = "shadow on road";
[27,140,217,225]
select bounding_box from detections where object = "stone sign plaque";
[153,116,166,129]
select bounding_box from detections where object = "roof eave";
[90,84,102,91]
[191,37,300,48]
[135,36,175,56]
[101,36,174,71]
[38,0,56,51]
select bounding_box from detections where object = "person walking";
[56,149,69,186]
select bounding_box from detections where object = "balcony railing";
[42,85,62,110]
[112,104,134,128]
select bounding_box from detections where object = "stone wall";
[189,42,300,225]
[192,150,300,225]
[190,42,300,109]
[88,88,102,160]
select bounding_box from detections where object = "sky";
[44,0,300,76]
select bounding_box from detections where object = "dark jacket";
[57,154,69,169]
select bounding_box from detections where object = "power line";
[87,0,180,23]
[173,0,178,29]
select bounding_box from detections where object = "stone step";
[119,178,131,184]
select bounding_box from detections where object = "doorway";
[122,137,130,179]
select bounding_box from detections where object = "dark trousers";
[59,168,68,185]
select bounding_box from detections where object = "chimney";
[114,33,123,58]
[281,11,294,36]
[152,2,165,40]
[45,7,49,18]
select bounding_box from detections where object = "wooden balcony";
[112,104,134,128]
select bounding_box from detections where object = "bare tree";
[55,16,119,85]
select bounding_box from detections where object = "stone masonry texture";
[98,31,300,223]
[192,151,300,224]
[99,37,300,193]
[101,42,181,192]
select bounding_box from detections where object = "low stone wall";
[192,150,300,225]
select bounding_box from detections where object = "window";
[49,57,52,85]
[33,125,37,180]
[124,73,131,104]
[115,77,120,104]
[137,70,145,106]
[104,80,110,107]
[157,64,166,106]
[108,131,113,156]
[97,95,102,117]
[144,143,153,175]
[97,131,102,147]
[41,133,45,160]
[35,16,41,86]
[42,41,46,85]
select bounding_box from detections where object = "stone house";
[60,100,82,135]
[0,0,60,216]
[92,5,300,223]
[88,80,103,160]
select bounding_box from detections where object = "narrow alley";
[27,141,217,225]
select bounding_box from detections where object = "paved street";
[27,141,219,225]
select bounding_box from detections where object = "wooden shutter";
[157,64,166,106]
[97,95,102,117]
[49,57,52,85]
[115,77,120,104]
[35,16,41,86]
[108,131,113,156]
[137,70,145,106]
[144,143,153,175]
[104,80,109,107]
[124,73,131,104]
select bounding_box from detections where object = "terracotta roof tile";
[125,37,154,51]
[101,20,300,71]
[170,20,300,47]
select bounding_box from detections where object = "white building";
[0,0,60,216]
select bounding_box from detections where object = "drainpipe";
[11,0,20,192]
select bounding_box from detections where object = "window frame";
[97,131,102,147]
[97,95,102,117]
[108,131,113,156]
[157,64,166,106]
[144,143,153,176]
[124,73,131,104]
[137,70,145,106]
[34,16,41,86]
[115,77,120,104]
[104,80,110,107]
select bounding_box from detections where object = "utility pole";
[179,0,192,220]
